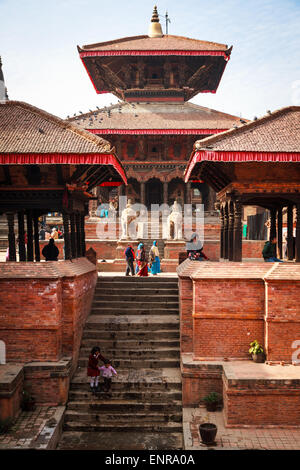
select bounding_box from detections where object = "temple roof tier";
[69,101,244,133]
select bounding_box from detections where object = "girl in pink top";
[99,360,117,392]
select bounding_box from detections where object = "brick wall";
[193,278,265,360]
[265,280,300,363]
[0,259,97,364]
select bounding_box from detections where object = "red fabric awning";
[185,150,300,182]
[0,153,127,185]
[87,129,227,136]
[80,50,230,59]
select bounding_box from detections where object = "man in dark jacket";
[124,244,135,276]
[262,237,283,262]
[42,238,59,261]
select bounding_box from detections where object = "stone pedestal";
[164,240,186,260]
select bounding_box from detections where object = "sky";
[0,0,300,120]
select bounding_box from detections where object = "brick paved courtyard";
[184,407,300,450]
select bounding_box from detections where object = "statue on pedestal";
[167,200,183,240]
[120,199,138,239]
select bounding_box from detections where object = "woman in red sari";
[136,243,148,277]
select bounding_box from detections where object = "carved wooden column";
[26,211,34,262]
[140,182,146,206]
[17,211,26,262]
[63,211,72,260]
[76,213,82,258]
[137,59,145,88]
[185,182,191,205]
[277,206,283,259]
[228,201,234,261]
[219,205,225,259]
[6,213,16,261]
[233,201,243,262]
[33,215,40,262]
[270,208,277,241]
[138,137,146,161]
[80,214,86,257]
[163,182,168,205]
[224,204,229,260]
[287,204,294,260]
[295,203,300,263]
[70,213,77,259]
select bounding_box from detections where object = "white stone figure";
[120,199,138,239]
[167,200,183,240]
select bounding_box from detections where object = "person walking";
[136,243,148,277]
[124,244,135,276]
[99,360,117,393]
[149,240,160,275]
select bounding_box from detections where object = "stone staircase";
[58,275,183,450]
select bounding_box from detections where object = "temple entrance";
[146,178,163,208]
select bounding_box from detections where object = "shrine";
[72,6,243,213]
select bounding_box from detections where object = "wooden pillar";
[76,213,82,258]
[296,203,300,263]
[163,181,168,205]
[70,213,77,259]
[287,204,294,260]
[270,208,277,241]
[277,206,283,259]
[220,206,225,259]
[6,213,16,261]
[17,211,26,262]
[33,215,40,262]
[185,182,191,205]
[26,211,34,262]
[224,204,229,260]
[233,201,243,262]
[140,182,146,206]
[228,201,234,261]
[80,214,86,257]
[63,212,72,260]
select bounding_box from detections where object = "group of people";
[39,225,63,241]
[87,346,117,395]
[124,241,161,277]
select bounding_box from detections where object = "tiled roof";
[69,102,243,131]
[0,101,113,154]
[79,35,229,52]
[193,107,300,153]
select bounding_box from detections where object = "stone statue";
[167,200,183,240]
[120,199,138,239]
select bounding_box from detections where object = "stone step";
[58,431,183,450]
[66,400,182,413]
[94,288,179,296]
[85,315,179,331]
[96,281,178,289]
[91,301,179,309]
[68,389,182,401]
[77,358,180,368]
[81,338,180,348]
[93,294,179,302]
[97,276,176,282]
[82,329,180,340]
[63,420,183,433]
[79,347,180,359]
[64,411,182,424]
[90,308,179,316]
[70,369,182,391]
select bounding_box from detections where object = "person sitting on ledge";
[42,238,59,261]
[186,233,209,261]
[262,236,283,262]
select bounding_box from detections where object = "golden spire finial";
[148,5,163,38]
